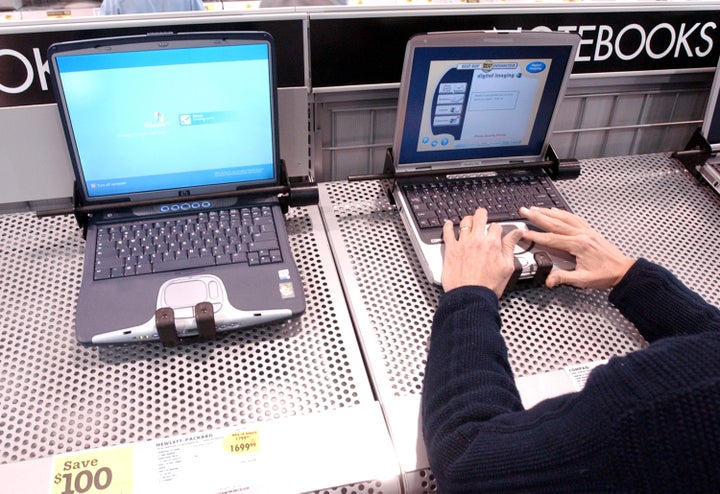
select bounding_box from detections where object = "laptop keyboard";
[402,174,565,229]
[93,206,283,280]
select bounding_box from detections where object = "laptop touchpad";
[164,280,207,308]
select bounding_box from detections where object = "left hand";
[441,208,523,298]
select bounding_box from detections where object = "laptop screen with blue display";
[53,36,278,202]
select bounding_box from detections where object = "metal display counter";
[1,153,719,492]
[0,205,402,493]
[318,153,720,492]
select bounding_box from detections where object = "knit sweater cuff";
[609,258,720,342]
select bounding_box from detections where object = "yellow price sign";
[222,431,260,455]
[51,446,133,494]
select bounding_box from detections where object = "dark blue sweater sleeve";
[421,286,524,489]
[422,260,720,492]
[609,258,720,341]
[421,285,522,448]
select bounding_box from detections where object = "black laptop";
[390,31,579,285]
[48,31,305,344]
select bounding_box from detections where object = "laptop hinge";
[350,145,581,182]
[672,127,712,179]
[36,160,319,231]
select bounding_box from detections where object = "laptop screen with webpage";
[51,33,279,204]
[393,31,579,172]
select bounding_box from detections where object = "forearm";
[422,286,523,477]
[609,258,720,342]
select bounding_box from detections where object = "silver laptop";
[391,30,580,286]
[699,58,720,194]
[48,32,305,344]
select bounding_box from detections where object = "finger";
[502,228,523,257]
[545,269,569,289]
[485,222,503,243]
[522,229,578,253]
[523,206,584,224]
[546,269,586,289]
[443,219,457,245]
[519,206,571,231]
[520,206,587,234]
[472,207,489,231]
[458,215,474,237]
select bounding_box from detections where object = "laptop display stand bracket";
[355,146,581,205]
[155,302,220,347]
[672,127,712,179]
[72,181,90,240]
[351,146,580,183]
[36,162,319,230]
[544,145,581,181]
[278,159,319,215]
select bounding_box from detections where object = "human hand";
[520,207,636,290]
[441,208,524,298]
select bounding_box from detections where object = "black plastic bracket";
[72,181,90,239]
[155,307,179,347]
[194,301,217,340]
[671,127,712,178]
[382,147,395,177]
[278,160,319,215]
[383,148,399,206]
[504,258,524,294]
[532,251,554,287]
[154,302,220,347]
[544,145,581,181]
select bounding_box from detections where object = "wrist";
[611,257,637,287]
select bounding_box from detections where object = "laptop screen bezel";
[48,31,282,206]
[392,31,580,173]
[701,57,720,153]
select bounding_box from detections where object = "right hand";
[520,207,636,290]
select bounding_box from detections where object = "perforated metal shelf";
[0,206,379,473]
[319,153,720,493]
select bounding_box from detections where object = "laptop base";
[345,143,579,288]
[91,274,294,346]
[392,186,577,287]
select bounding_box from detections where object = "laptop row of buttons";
[93,206,283,280]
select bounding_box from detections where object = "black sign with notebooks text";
[309,10,720,87]
[2,10,719,106]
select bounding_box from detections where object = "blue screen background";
[398,45,572,167]
[56,44,276,198]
